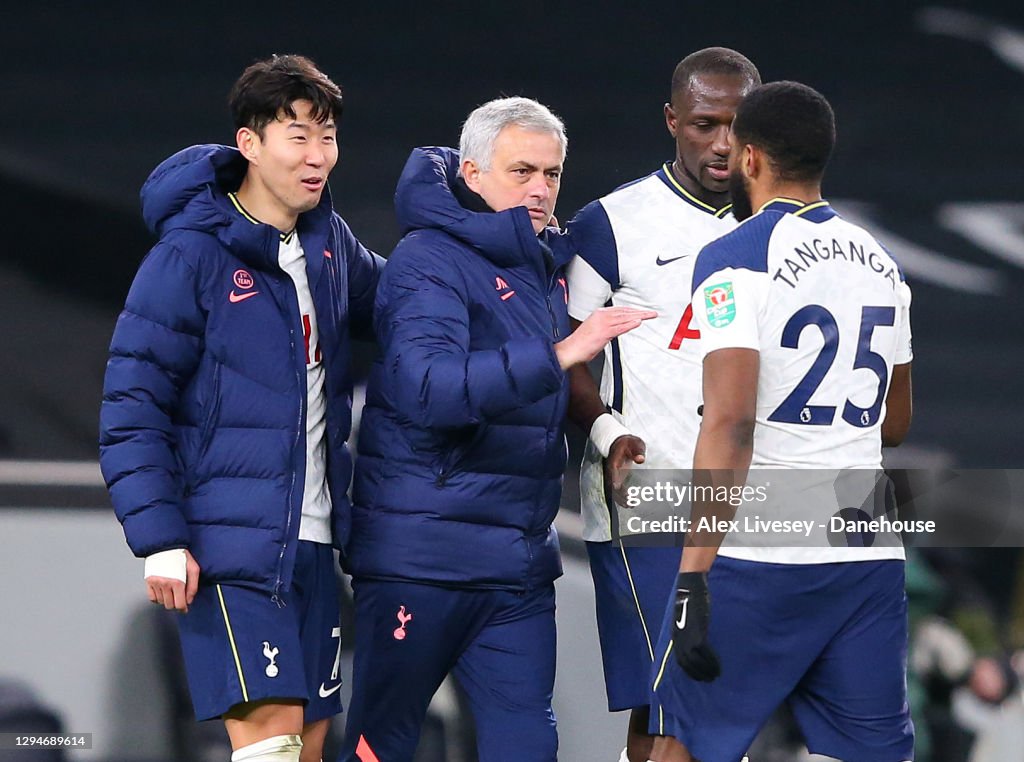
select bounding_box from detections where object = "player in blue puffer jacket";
[99,56,382,762]
[339,97,655,762]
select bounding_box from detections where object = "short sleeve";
[566,256,612,321]
[566,199,620,287]
[691,267,767,357]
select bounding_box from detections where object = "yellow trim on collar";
[792,200,829,217]
[757,197,805,212]
[228,193,296,241]
[662,163,731,216]
[227,192,260,225]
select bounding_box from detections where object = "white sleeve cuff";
[144,548,187,583]
[589,413,633,458]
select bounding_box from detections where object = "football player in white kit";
[564,48,761,762]
[651,82,914,762]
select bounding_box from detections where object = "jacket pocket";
[434,424,488,487]
[196,361,223,466]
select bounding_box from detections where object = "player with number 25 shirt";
[652,81,914,762]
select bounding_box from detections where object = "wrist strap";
[590,413,632,458]
[144,548,187,583]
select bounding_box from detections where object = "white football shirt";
[691,198,913,563]
[567,164,735,541]
[278,231,332,544]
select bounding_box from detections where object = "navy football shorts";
[176,540,343,722]
[653,556,914,762]
[587,539,679,718]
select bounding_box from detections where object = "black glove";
[672,571,721,682]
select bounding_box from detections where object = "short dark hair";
[732,81,836,183]
[229,54,343,137]
[670,47,761,104]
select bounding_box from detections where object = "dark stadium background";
[2,2,1023,760]
[2,0,1022,467]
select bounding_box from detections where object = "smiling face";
[235,98,338,231]
[665,71,754,205]
[461,124,564,235]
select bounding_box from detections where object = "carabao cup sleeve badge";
[704,281,736,327]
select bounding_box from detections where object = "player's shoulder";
[568,197,611,234]
[605,169,664,200]
[570,171,659,223]
[561,178,655,276]
[692,209,786,289]
[154,228,224,275]
[866,230,908,284]
[816,209,910,286]
[601,170,676,217]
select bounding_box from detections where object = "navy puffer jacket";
[99,144,382,595]
[348,147,572,590]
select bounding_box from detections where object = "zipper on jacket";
[538,240,561,339]
[273,314,304,606]
[547,289,560,339]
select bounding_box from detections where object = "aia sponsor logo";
[229,269,259,303]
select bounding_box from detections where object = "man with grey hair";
[338,97,655,761]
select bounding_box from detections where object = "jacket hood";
[139,144,335,271]
[394,146,556,268]
[141,144,247,237]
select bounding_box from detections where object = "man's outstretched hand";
[555,306,657,370]
[672,571,721,682]
[606,434,646,506]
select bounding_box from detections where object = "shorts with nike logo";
[177,540,343,721]
[652,556,913,762]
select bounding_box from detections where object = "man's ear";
[664,103,678,138]
[236,127,260,162]
[461,158,482,193]
[742,144,759,180]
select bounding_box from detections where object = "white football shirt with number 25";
[691,199,912,563]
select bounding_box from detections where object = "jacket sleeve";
[379,242,564,430]
[99,242,204,558]
[338,218,384,342]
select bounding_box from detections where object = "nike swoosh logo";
[318,682,342,698]
[675,594,689,629]
[656,255,688,266]
[229,290,260,303]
